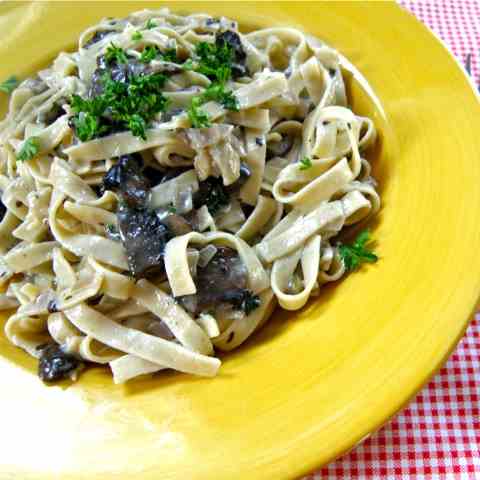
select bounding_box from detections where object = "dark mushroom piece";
[193,177,230,215]
[179,247,259,315]
[38,343,80,382]
[117,203,172,278]
[89,57,150,98]
[102,154,149,208]
[84,30,115,49]
[193,163,251,215]
[215,30,248,78]
[266,133,294,160]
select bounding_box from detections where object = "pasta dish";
[0,8,380,383]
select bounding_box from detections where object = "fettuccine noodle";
[0,8,380,383]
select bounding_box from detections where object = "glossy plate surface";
[1,2,479,479]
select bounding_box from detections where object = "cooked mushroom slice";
[163,214,193,236]
[179,247,254,314]
[102,154,149,208]
[193,164,250,215]
[117,203,171,278]
[267,133,294,159]
[215,30,248,78]
[38,343,80,382]
[84,30,115,49]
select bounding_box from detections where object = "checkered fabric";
[304,2,480,478]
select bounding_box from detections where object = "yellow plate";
[1,2,480,479]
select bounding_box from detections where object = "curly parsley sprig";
[17,136,40,162]
[185,41,239,128]
[299,157,313,170]
[70,71,169,141]
[339,230,378,271]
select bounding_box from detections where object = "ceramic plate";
[1,2,479,479]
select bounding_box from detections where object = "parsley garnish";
[187,96,211,128]
[194,41,233,84]
[105,42,128,64]
[161,48,179,63]
[339,230,378,271]
[182,58,195,71]
[299,157,313,170]
[201,83,239,111]
[140,45,159,63]
[70,72,169,141]
[185,40,239,127]
[0,75,19,94]
[17,136,40,162]
[145,19,157,30]
[131,31,143,41]
[71,112,108,142]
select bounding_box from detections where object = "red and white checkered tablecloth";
[304,1,480,479]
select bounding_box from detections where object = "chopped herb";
[131,31,143,41]
[126,113,148,139]
[186,77,239,128]
[201,82,239,111]
[72,112,108,142]
[0,75,19,94]
[187,96,211,128]
[182,58,195,71]
[299,157,313,170]
[161,48,179,63]
[167,204,177,213]
[194,41,233,84]
[339,229,378,271]
[140,45,159,63]
[70,72,169,141]
[17,136,40,162]
[145,19,157,30]
[105,42,128,64]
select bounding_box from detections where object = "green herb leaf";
[131,31,143,41]
[193,41,234,84]
[339,229,378,271]
[0,75,19,94]
[161,48,179,63]
[72,112,106,142]
[182,59,195,71]
[187,96,211,128]
[105,42,128,64]
[126,113,148,140]
[299,157,313,170]
[145,19,157,30]
[201,83,239,111]
[70,72,169,141]
[17,136,40,162]
[140,45,159,63]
